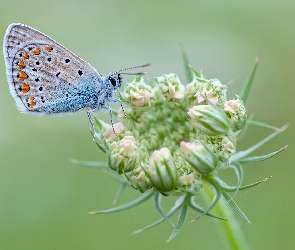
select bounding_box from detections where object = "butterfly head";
[108,63,151,90]
[108,74,123,90]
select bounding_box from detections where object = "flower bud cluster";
[94,67,246,196]
[120,76,151,107]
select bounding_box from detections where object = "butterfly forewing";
[3,23,100,113]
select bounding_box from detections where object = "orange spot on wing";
[32,47,41,55]
[22,53,29,60]
[44,46,53,51]
[19,71,28,81]
[29,101,36,108]
[21,84,30,93]
[29,96,36,108]
[18,61,25,69]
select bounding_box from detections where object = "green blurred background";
[1,0,294,249]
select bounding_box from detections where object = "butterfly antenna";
[120,72,146,76]
[114,63,151,75]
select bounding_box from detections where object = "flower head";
[85,62,286,241]
[94,69,239,192]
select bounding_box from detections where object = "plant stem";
[202,182,250,250]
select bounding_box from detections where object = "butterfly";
[3,23,149,137]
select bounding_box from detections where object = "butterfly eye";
[118,74,122,85]
[109,76,117,87]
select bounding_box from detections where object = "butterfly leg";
[87,104,117,141]
[109,95,127,118]
[103,105,117,135]
[87,108,98,140]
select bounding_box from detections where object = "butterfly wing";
[3,23,101,114]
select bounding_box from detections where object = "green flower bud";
[177,171,203,195]
[109,136,138,174]
[224,97,247,132]
[180,141,218,174]
[195,79,227,105]
[220,136,236,161]
[188,104,230,136]
[144,147,177,192]
[155,74,185,101]
[121,76,151,107]
[186,78,203,101]
[128,166,152,193]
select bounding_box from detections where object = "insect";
[3,23,149,137]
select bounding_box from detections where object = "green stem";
[202,182,250,250]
